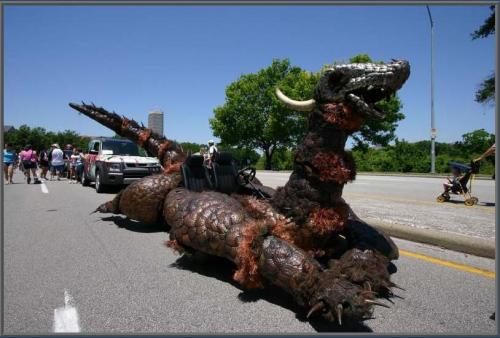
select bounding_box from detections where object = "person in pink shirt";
[18,144,40,184]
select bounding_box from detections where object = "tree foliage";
[351,129,495,175]
[472,6,495,104]
[471,6,495,40]
[4,125,90,152]
[210,59,316,170]
[475,73,495,104]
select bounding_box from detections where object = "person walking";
[69,148,80,183]
[18,144,40,184]
[3,143,17,184]
[207,140,218,168]
[50,143,65,181]
[38,148,50,180]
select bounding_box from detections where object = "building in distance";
[148,110,164,136]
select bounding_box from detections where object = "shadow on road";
[443,199,495,207]
[101,215,167,233]
[170,253,372,333]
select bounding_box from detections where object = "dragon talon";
[336,304,343,326]
[365,299,390,308]
[307,302,325,319]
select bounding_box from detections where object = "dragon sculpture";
[69,59,410,326]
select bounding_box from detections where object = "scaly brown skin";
[69,59,410,326]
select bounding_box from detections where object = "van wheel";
[95,170,106,193]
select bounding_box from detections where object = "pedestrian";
[207,140,218,168]
[38,148,50,180]
[75,148,85,182]
[50,143,65,181]
[442,166,462,198]
[63,144,73,179]
[47,145,55,180]
[3,143,17,184]
[18,144,40,184]
[69,148,80,183]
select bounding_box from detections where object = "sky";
[4,5,496,147]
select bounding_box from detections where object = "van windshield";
[102,140,141,156]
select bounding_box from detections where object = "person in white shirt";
[207,140,218,168]
[50,144,65,181]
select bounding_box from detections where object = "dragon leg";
[163,188,388,324]
[95,172,182,225]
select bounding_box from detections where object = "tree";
[472,6,495,104]
[346,54,406,151]
[460,129,495,155]
[210,59,316,170]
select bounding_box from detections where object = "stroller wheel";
[464,198,475,206]
[471,197,479,204]
[437,195,447,203]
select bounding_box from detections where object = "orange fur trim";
[164,162,182,174]
[308,205,348,235]
[269,218,296,243]
[138,129,152,145]
[233,220,266,289]
[235,195,298,244]
[322,103,364,131]
[312,152,352,183]
[121,117,131,132]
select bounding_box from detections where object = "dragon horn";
[365,299,390,308]
[306,302,325,319]
[336,304,343,326]
[275,87,316,112]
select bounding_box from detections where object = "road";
[257,171,496,240]
[3,171,496,334]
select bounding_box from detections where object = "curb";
[369,220,495,259]
[257,170,493,180]
[357,172,493,181]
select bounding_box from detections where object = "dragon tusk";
[336,304,343,326]
[306,301,325,319]
[275,87,316,112]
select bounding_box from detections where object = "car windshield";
[102,140,141,156]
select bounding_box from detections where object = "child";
[69,148,80,183]
[442,167,462,197]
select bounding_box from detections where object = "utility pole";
[427,5,436,173]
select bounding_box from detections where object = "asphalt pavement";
[2,171,497,334]
[257,171,496,240]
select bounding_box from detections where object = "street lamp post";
[427,5,436,173]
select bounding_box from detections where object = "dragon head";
[276,59,410,121]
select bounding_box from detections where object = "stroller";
[436,160,481,206]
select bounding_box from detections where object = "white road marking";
[40,180,49,194]
[53,290,81,333]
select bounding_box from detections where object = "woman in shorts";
[3,143,17,184]
[18,145,40,184]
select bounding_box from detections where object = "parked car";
[81,138,162,193]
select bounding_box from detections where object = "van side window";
[93,142,100,152]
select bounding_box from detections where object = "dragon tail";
[68,102,186,167]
